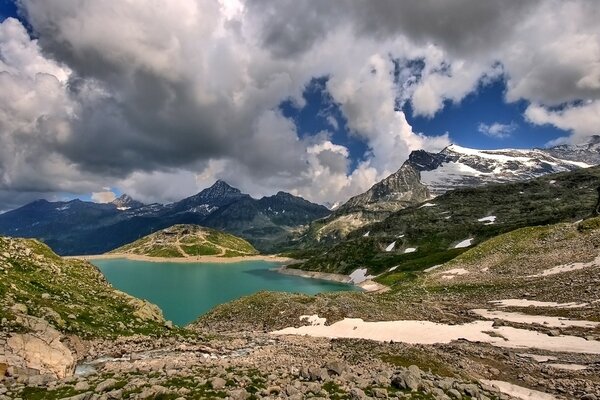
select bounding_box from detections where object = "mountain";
[414,143,591,195]
[110,194,144,210]
[303,138,599,245]
[0,181,330,255]
[111,224,258,258]
[295,165,600,278]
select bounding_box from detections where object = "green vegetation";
[0,237,169,338]
[111,224,259,258]
[298,166,600,277]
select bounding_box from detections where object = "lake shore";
[67,253,297,264]
[276,266,389,293]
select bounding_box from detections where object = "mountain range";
[0,180,330,255]
[304,136,600,244]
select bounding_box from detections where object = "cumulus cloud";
[0,0,598,210]
[91,190,116,203]
[525,101,600,143]
[478,122,518,139]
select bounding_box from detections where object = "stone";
[41,293,51,300]
[210,376,227,390]
[74,381,90,391]
[349,387,368,399]
[6,327,75,379]
[10,304,27,314]
[325,360,345,376]
[228,388,249,400]
[164,321,173,329]
[447,388,462,399]
[95,378,118,393]
[372,387,388,398]
[581,395,598,400]
[26,374,54,386]
[60,392,94,400]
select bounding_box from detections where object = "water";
[92,259,357,326]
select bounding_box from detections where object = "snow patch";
[423,264,443,272]
[477,216,497,224]
[517,353,557,363]
[481,380,558,400]
[404,247,416,253]
[490,299,588,309]
[528,254,600,277]
[117,207,130,211]
[385,241,395,252]
[272,316,600,354]
[363,231,370,237]
[471,309,599,328]
[419,202,436,208]
[349,268,375,284]
[299,315,326,326]
[546,363,587,371]
[388,266,398,272]
[454,238,474,248]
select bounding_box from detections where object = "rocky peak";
[337,162,430,213]
[111,194,144,210]
[199,180,243,199]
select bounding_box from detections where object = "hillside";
[295,165,600,278]
[110,224,259,258]
[302,138,599,246]
[0,236,170,379]
[0,180,330,255]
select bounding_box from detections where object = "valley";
[2,142,600,400]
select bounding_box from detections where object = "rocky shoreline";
[276,266,389,292]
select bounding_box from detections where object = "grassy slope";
[111,224,258,258]
[295,166,600,277]
[198,216,600,333]
[0,236,169,338]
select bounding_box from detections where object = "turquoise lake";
[92,259,357,326]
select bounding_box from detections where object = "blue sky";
[0,0,597,210]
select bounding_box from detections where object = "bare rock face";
[2,315,75,379]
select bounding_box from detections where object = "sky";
[0,0,599,211]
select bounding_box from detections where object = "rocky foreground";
[2,219,600,399]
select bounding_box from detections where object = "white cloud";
[478,122,518,139]
[91,190,116,203]
[525,101,600,143]
[0,0,598,210]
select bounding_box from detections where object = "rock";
[210,376,227,390]
[307,365,325,381]
[581,395,598,400]
[164,321,173,329]
[26,373,54,386]
[372,387,388,398]
[349,387,368,399]
[74,381,90,391]
[0,363,7,379]
[325,360,345,376]
[10,304,27,314]
[95,378,118,393]
[228,388,249,400]
[6,320,75,379]
[447,388,462,399]
[391,370,421,391]
[41,293,51,300]
[60,392,94,400]
[139,385,168,399]
[461,383,479,397]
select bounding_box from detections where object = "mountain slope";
[303,138,599,245]
[417,143,590,195]
[297,165,600,280]
[0,181,330,255]
[112,224,258,258]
